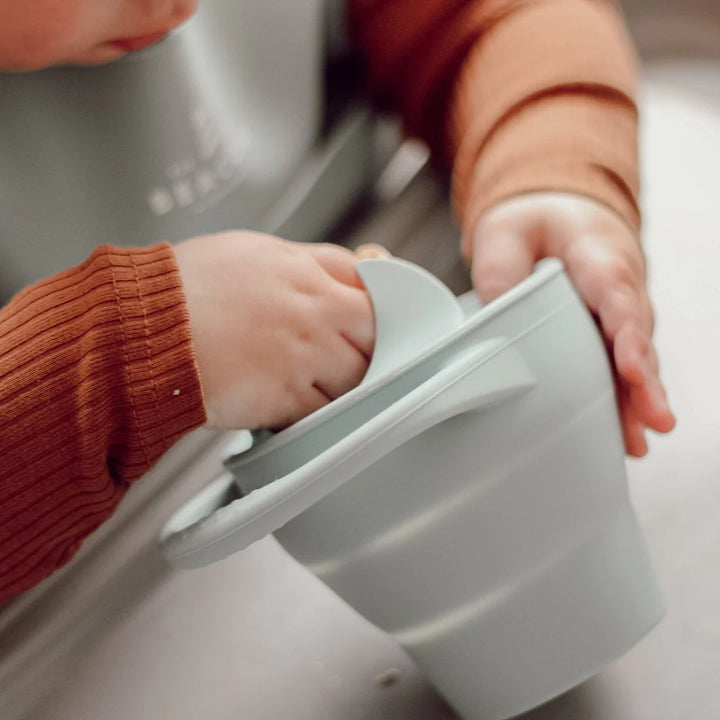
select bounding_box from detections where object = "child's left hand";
[467,192,676,457]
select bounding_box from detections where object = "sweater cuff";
[446,0,641,253]
[454,91,641,255]
[106,243,207,480]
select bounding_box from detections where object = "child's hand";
[174,231,374,430]
[467,192,675,457]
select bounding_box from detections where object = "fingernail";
[355,244,391,259]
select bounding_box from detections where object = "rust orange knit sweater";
[0,0,640,602]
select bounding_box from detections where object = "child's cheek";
[0,37,59,72]
[170,0,199,27]
[0,4,81,71]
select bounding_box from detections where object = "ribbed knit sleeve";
[0,243,206,602]
[348,0,640,252]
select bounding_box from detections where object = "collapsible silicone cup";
[162,258,664,720]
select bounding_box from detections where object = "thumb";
[470,227,538,303]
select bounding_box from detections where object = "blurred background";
[1,1,719,718]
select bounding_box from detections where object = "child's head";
[0,0,197,72]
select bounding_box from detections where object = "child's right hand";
[467,192,676,457]
[174,231,375,430]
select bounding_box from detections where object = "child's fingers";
[270,384,334,431]
[328,284,376,359]
[597,285,655,343]
[561,233,675,434]
[563,234,652,336]
[618,390,649,457]
[614,324,676,433]
[470,227,538,302]
[614,322,657,387]
[313,334,371,400]
[306,243,365,289]
[628,379,676,435]
[354,243,392,260]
